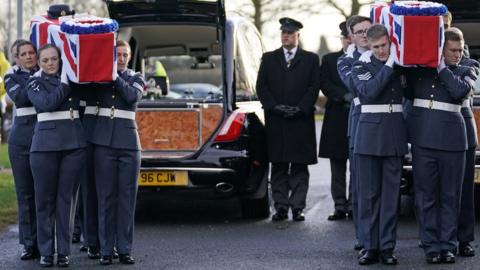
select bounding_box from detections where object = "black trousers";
[330,158,350,212]
[458,147,475,243]
[95,145,140,256]
[271,163,309,211]
[8,144,37,248]
[82,143,99,248]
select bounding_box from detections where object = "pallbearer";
[351,24,407,265]
[90,40,146,265]
[27,44,87,267]
[4,40,39,260]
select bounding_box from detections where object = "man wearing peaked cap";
[47,4,75,19]
[279,17,303,32]
[257,17,320,222]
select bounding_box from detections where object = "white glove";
[112,64,118,81]
[437,57,447,73]
[60,64,68,84]
[386,43,396,67]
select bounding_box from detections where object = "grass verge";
[0,172,17,231]
[0,144,10,169]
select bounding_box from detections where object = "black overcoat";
[256,47,320,164]
[318,50,350,159]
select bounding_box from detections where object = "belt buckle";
[389,104,393,113]
[110,106,115,119]
[69,108,74,120]
[95,106,99,116]
[428,100,433,109]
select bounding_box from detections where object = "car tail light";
[214,110,247,142]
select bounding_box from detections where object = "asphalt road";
[0,122,479,269]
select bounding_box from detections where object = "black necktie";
[287,51,293,67]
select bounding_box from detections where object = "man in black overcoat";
[256,17,321,222]
[318,22,352,221]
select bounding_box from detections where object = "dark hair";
[444,27,464,43]
[346,15,371,33]
[366,24,389,42]
[37,43,61,59]
[10,39,28,57]
[16,40,36,56]
[116,40,131,52]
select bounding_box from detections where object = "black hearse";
[105,0,270,218]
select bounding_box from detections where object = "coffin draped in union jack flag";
[370,1,448,68]
[29,14,119,83]
[60,16,119,83]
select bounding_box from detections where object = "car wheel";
[240,172,270,219]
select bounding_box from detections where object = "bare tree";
[234,0,373,34]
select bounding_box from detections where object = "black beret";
[339,21,349,37]
[279,17,303,32]
[47,4,75,19]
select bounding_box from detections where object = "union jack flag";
[390,14,444,68]
[29,15,63,49]
[61,32,117,83]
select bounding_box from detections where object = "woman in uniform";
[4,39,38,260]
[27,44,86,267]
[91,40,145,265]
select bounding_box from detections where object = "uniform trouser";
[271,163,309,211]
[458,147,475,243]
[349,148,360,242]
[356,154,401,251]
[8,144,37,248]
[72,188,83,238]
[330,158,350,212]
[82,143,99,248]
[412,145,464,254]
[30,148,86,256]
[94,145,140,256]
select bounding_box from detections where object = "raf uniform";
[352,50,408,265]
[337,42,364,249]
[257,18,320,221]
[27,70,87,266]
[318,22,352,220]
[4,65,38,258]
[457,58,479,256]
[90,68,145,263]
[72,82,101,258]
[406,63,476,262]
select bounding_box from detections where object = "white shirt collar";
[283,46,298,57]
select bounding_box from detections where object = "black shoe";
[357,248,367,259]
[354,242,364,251]
[40,256,54,267]
[79,245,88,252]
[272,209,288,221]
[380,249,398,265]
[292,209,305,221]
[71,234,81,244]
[440,250,455,263]
[20,246,39,260]
[119,254,135,265]
[113,248,119,259]
[358,250,379,265]
[425,252,441,264]
[57,255,69,267]
[327,210,347,221]
[88,247,101,259]
[99,255,113,265]
[458,242,475,257]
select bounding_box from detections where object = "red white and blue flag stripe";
[29,15,63,49]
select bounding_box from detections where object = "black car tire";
[240,173,270,219]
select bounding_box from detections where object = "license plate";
[138,171,188,186]
[475,168,480,184]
